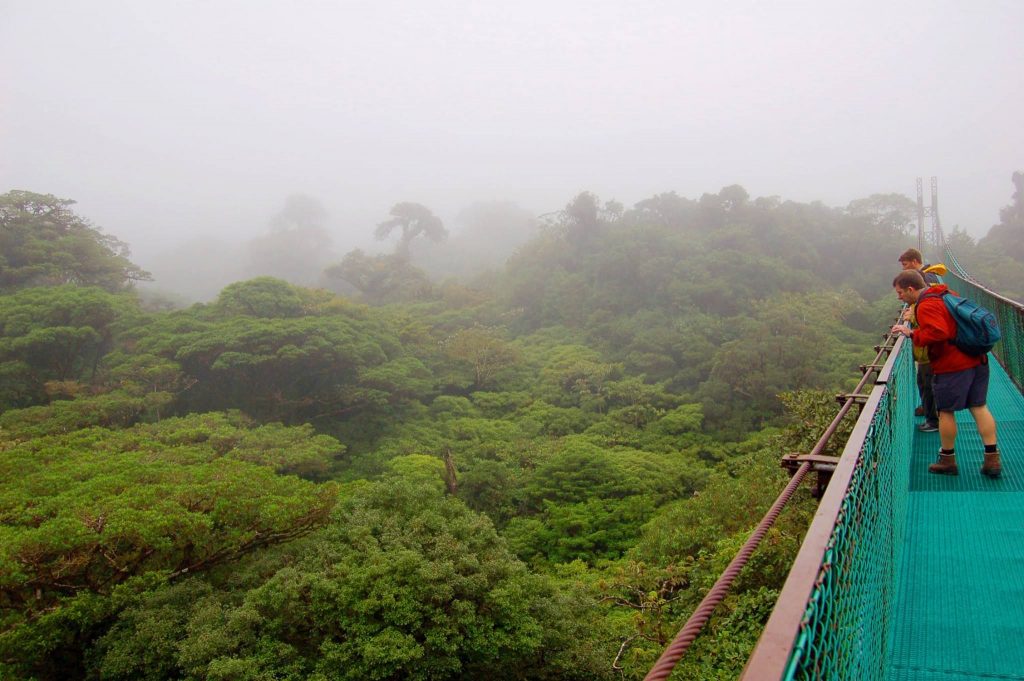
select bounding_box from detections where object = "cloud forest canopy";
[1,175,1022,679]
[0,191,151,292]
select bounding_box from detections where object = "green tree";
[505,495,656,564]
[698,291,866,430]
[441,325,520,389]
[625,191,698,230]
[0,390,171,438]
[0,414,339,678]
[0,285,136,408]
[696,184,750,229]
[325,249,434,304]
[552,191,622,250]
[125,302,407,424]
[215,276,307,318]
[141,480,600,680]
[607,446,813,679]
[375,202,448,260]
[0,190,150,292]
[846,193,917,236]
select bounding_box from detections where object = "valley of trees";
[2,177,1022,680]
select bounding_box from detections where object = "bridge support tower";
[916,176,942,261]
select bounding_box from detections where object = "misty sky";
[2,0,1022,269]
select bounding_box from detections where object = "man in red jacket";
[890,270,1001,477]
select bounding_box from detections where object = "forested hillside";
[1,179,1020,680]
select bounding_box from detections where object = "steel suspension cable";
[933,220,972,281]
[643,461,811,681]
[644,332,900,680]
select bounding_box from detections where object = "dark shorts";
[933,363,989,412]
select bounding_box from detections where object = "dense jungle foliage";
[1,178,1021,680]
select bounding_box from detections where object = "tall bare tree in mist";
[375,202,447,261]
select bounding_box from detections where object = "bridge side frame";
[740,334,908,679]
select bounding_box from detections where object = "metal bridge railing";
[740,335,916,680]
[644,323,905,680]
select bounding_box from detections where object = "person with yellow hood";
[898,248,946,432]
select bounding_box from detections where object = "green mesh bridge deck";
[889,357,1024,681]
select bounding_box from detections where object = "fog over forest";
[6,4,1024,679]
[2,1,1023,299]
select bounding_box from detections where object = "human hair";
[893,269,926,289]
[898,248,923,264]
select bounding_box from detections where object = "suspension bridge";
[646,186,1024,680]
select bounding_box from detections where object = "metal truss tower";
[916,177,941,260]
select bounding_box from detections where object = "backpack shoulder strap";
[916,290,946,306]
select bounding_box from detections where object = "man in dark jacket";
[898,248,942,430]
[890,270,1001,477]
[898,248,939,283]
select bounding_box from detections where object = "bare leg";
[938,410,957,450]
[968,405,997,446]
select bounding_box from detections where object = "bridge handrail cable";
[739,331,912,679]
[644,327,906,680]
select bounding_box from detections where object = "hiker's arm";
[891,323,912,337]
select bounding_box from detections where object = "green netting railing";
[942,271,1024,395]
[783,342,914,679]
[742,337,915,680]
[937,227,1024,391]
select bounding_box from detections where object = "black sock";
[941,448,955,455]
[984,444,998,454]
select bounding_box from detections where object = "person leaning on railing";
[890,269,1002,478]
[898,248,942,432]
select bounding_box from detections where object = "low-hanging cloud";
[2,0,1022,283]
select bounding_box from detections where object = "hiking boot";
[929,453,959,476]
[915,406,926,416]
[917,421,939,432]
[981,450,1002,479]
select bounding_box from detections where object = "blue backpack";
[918,291,1001,356]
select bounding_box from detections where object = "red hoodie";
[912,284,982,374]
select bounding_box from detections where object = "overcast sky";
[2,0,1022,268]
